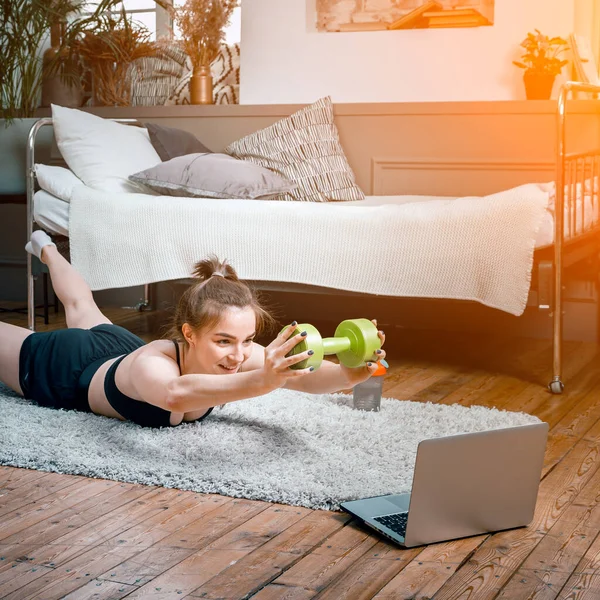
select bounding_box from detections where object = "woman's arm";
[283,359,353,393]
[284,359,379,394]
[175,373,272,411]
[128,355,281,413]
[240,342,357,394]
[128,326,314,413]
[247,327,386,395]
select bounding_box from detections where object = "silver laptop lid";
[404,422,548,547]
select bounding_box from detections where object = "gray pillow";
[144,122,212,161]
[129,153,297,199]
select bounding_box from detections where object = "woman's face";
[187,306,257,375]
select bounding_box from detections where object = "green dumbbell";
[285,319,381,370]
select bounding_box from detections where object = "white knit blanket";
[69,183,550,316]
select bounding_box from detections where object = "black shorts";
[18,324,146,412]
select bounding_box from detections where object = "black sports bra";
[103,340,214,428]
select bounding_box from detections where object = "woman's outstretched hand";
[341,319,386,387]
[261,321,315,389]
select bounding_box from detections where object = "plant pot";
[189,66,214,105]
[41,67,85,108]
[41,22,84,108]
[523,71,556,100]
[41,50,85,108]
[0,119,54,195]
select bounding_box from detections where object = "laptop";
[340,422,548,548]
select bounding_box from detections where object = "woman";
[0,231,386,428]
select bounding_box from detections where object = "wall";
[239,0,575,104]
[40,99,598,198]
[574,0,600,71]
[224,6,242,44]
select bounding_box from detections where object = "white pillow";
[35,164,83,203]
[51,104,162,194]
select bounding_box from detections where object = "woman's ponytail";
[167,255,275,342]
[191,255,239,282]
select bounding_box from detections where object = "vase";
[523,71,556,100]
[41,22,84,108]
[189,65,214,105]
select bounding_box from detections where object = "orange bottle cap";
[372,359,387,376]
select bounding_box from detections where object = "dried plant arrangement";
[74,8,159,106]
[173,0,239,70]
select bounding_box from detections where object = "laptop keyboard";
[374,512,408,537]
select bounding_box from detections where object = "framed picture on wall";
[316,0,494,32]
[569,33,600,85]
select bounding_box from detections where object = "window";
[121,0,159,38]
[170,1,241,44]
[83,1,159,40]
[83,1,241,44]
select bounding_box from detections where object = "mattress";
[33,190,69,237]
[33,189,597,250]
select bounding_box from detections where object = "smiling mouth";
[218,364,240,372]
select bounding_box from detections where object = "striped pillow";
[225,97,364,202]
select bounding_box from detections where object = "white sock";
[25,230,56,260]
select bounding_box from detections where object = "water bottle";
[352,359,388,411]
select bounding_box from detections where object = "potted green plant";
[1,0,61,193]
[513,30,569,100]
[0,0,119,194]
[0,0,162,194]
[0,0,124,124]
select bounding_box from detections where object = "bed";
[25,82,600,394]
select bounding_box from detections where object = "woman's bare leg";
[0,322,32,396]
[41,245,111,329]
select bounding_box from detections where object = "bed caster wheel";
[548,380,564,394]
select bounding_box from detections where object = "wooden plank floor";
[2,307,600,599]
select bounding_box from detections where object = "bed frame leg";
[27,255,36,332]
[549,83,569,395]
[537,262,553,309]
[549,288,565,395]
[537,260,563,393]
[548,267,565,395]
[42,273,49,325]
[135,283,155,312]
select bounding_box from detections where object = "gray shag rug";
[0,383,540,510]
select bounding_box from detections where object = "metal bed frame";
[25,118,154,328]
[547,81,600,392]
[25,82,600,394]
